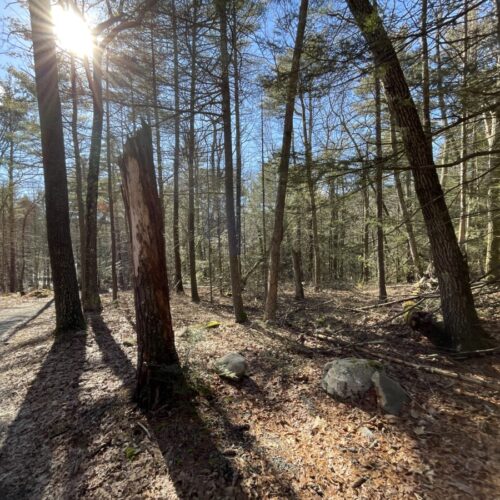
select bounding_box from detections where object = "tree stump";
[119,124,179,409]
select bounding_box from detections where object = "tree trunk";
[390,116,423,277]
[28,0,85,332]
[299,92,320,289]
[119,125,179,410]
[188,0,200,303]
[208,133,215,303]
[171,0,184,293]
[361,166,370,283]
[486,112,500,280]
[8,137,16,293]
[261,96,268,300]
[347,0,490,350]
[1,198,7,291]
[217,0,246,322]
[105,58,118,301]
[70,56,86,289]
[374,73,387,301]
[292,220,305,300]
[18,204,34,296]
[150,23,164,222]
[264,0,309,321]
[83,48,103,312]
[435,21,455,188]
[232,1,243,267]
[421,0,431,143]
[485,1,500,281]
[215,134,224,296]
[458,0,470,248]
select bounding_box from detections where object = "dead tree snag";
[119,124,179,409]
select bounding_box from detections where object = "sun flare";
[51,5,94,58]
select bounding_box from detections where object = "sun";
[51,4,94,58]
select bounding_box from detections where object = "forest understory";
[0,286,498,499]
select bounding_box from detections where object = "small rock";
[352,477,368,489]
[384,415,400,424]
[214,352,248,380]
[409,409,420,419]
[176,326,188,337]
[371,371,409,415]
[359,426,375,442]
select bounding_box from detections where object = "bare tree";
[119,125,179,409]
[264,0,309,321]
[28,0,85,332]
[216,0,246,322]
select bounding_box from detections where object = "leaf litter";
[0,285,498,499]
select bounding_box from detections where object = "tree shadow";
[89,314,135,392]
[0,329,53,360]
[91,313,299,498]
[0,330,87,499]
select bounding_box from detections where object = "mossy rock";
[214,352,248,381]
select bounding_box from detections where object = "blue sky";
[1,1,25,75]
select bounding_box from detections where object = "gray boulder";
[214,352,248,380]
[371,370,409,415]
[321,358,383,399]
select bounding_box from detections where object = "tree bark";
[292,220,305,300]
[299,91,320,289]
[171,0,184,293]
[150,22,164,222]
[105,58,118,301]
[1,196,7,291]
[374,73,387,301]
[8,136,16,293]
[485,0,500,280]
[421,0,431,143]
[486,113,500,280]
[362,167,370,283]
[216,0,246,322]
[390,116,423,277]
[18,203,34,295]
[346,0,490,350]
[28,0,85,332]
[188,0,200,303]
[70,56,86,289]
[435,20,456,188]
[264,0,309,320]
[232,1,243,266]
[261,96,268,300]
[82,47,103,312]
[119,125,179,410]
[458,0,470,248]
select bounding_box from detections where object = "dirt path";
[0,300,177,499]
[0,298,53,342]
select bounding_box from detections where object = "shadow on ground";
[0,331,87,499]
[90,314,296,499]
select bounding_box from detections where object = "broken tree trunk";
[119,124,179,410]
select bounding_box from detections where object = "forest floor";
[0,284,499,499]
